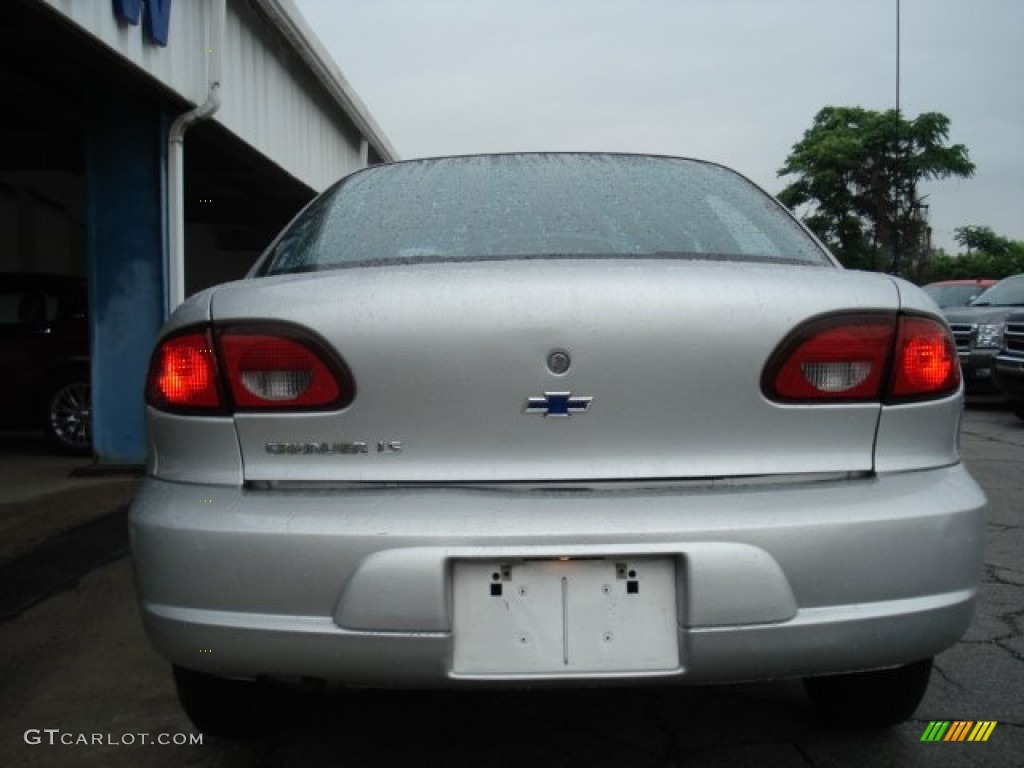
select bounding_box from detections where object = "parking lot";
[0,406,1021,767]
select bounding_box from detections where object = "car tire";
[172,665,276,738]
[1014,405,1024,422]
[43,377,92,455]
[803,658,933,728]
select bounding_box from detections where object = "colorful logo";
[920,721,997,742]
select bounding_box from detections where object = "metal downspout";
[167,0,226,312]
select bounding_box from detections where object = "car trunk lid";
[210,259,899,483]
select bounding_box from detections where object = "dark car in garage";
[0,272,91,453]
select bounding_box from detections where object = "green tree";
[918,226,1024,282]
[777,106,974,274]
[954,225,1019,258]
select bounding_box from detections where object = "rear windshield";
[256,154,830,275]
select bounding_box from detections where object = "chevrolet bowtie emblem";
[524,392,593,417]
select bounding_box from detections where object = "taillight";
[890,316,960,399]
[764,313,960,404]
[218,331,353,409]
[146,331,222,411]
[765,315,895,402]
[146,325,355,413]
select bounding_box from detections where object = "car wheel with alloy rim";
[44,377,91,455]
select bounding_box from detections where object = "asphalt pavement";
[0,432,138,566]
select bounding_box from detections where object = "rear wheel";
[172,665,276,738]
[803,658,933,728]
[44,377,91,455]
[1014,404,1024,421]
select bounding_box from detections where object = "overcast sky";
[293,0,1023,254]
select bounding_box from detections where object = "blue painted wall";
[86,94,168,464]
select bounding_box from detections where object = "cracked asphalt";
[1,406,1021,767]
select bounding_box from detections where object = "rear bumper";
[130,465,986,686]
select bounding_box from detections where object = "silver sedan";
[130,153,985,736]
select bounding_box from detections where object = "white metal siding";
[38,0,384,192]
[38,0,211,105]
[219,1,364,191]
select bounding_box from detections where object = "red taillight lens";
[146,325,355,413]
[890,316,960,399]
[218,332,353,410]
[764,313,960,404]
[766,315,896,402]
[146,331,222,410]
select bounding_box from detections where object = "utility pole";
[896,0,901,117]
[892,0,901,275]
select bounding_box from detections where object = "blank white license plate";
[452,558,679,676]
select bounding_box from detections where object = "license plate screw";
[603,631,614,643]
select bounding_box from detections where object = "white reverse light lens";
[800,361,872,393]
[240,370,313,401]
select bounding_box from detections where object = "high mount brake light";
[764,314,960,404]
[146,326,355,413]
